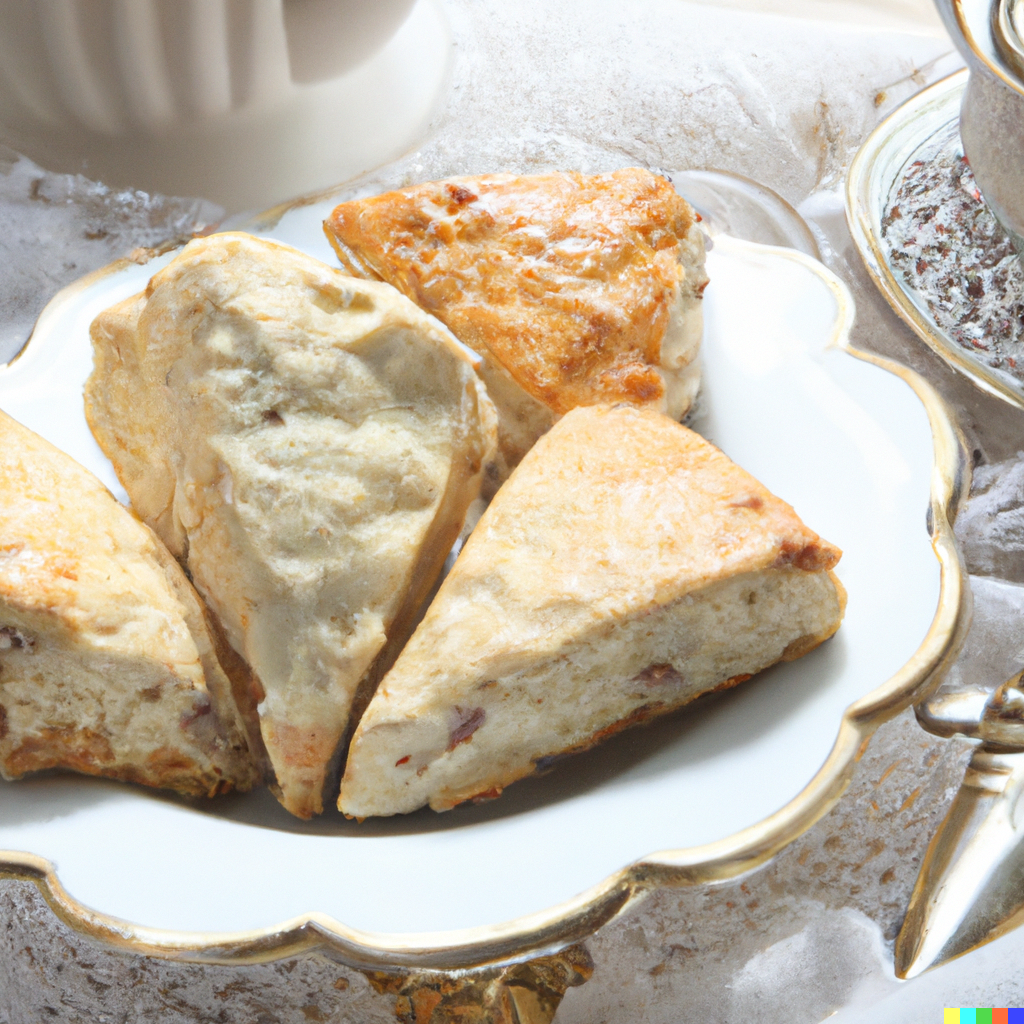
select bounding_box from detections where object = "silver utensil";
[896,674,1024,977]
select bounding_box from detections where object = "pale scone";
[339,405,845,818]
[324,168,707,488]
[85,232,496,819]
[0,409,257,797]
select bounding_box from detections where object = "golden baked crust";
[85,232,496,818]
[339,405,845,817]
[0,409,258,797]
[324,169,707,484]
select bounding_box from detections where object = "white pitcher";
[0,0,416,134]
[0,0,448,211]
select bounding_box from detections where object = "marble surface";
[3,0,1024,1019]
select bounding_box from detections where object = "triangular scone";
[340,405,845,818]
[324,168,707,487]
[0,410,257,797]
[85,233,497,819]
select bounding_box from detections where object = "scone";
[0,409,257,797]
[324,168,707,487]
[339,404,845,818]
[85,232,496,819]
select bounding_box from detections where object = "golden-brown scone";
[85,232,496,819]
[339,405,845,818]
[0,409,258,797]
[324,168,707,487]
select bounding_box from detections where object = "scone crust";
[340,405,844,817]
[86,232,496,818]
[324,168,707,416]
[0,410,257,797]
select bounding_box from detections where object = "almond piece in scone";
[0,409,258,797]
[324,168,707,489]
[339,404,845,818]
[85,233,497,819]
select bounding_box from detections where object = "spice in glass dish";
[882,120,1024,382]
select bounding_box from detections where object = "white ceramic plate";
[0,198,954,941]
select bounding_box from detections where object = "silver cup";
[935,0,1024,249]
